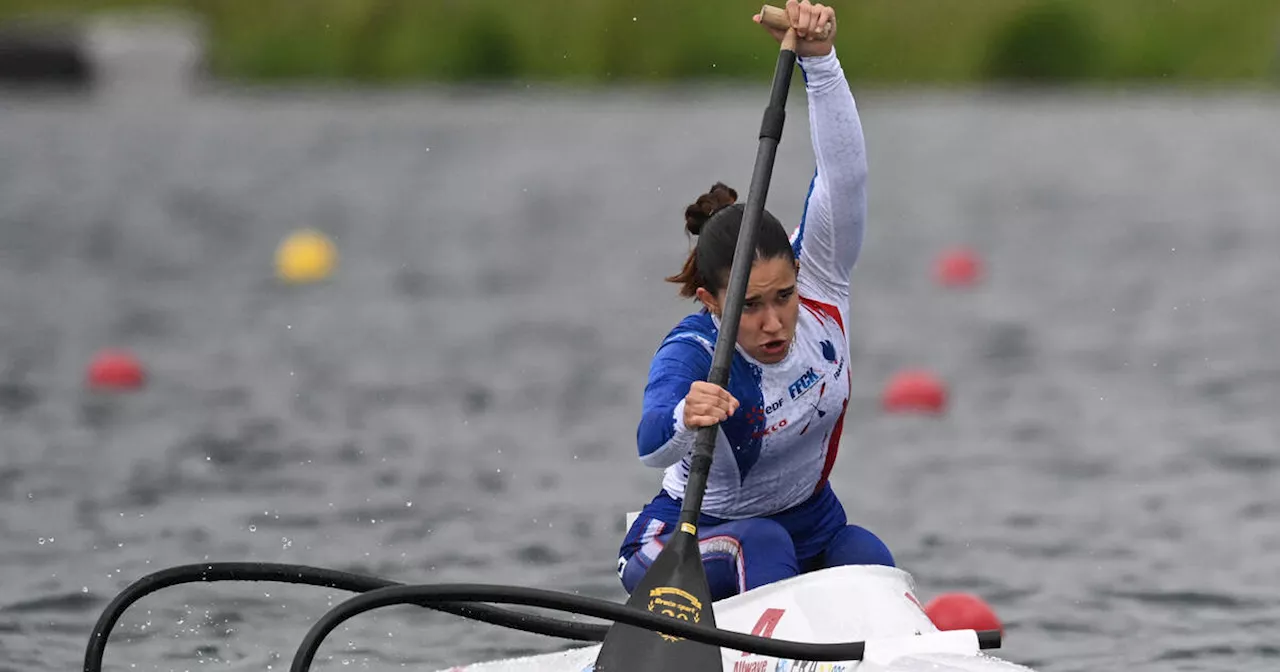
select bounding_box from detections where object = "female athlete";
[616,0,895,602]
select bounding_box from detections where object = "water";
[0,80,1278,672]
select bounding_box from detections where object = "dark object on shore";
[0,20,94,86]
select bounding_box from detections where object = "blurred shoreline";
[1,0,1280,88]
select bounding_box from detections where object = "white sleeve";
[790,48,869,304]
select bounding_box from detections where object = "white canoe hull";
[432,565,1036,672]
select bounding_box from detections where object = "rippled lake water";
[1,79,1278,672]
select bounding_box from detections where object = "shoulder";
[657,310,717,355]
[646,311,716,377]
[798,292,848,338]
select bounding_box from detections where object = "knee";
[826,525,895,568]
[703,519,798,596]
[730,518,794,556]
[618,554,642,593]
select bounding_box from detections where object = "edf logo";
[788,368,821,399]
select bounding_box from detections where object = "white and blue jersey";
[635,48,868,522]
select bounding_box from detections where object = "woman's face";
[696,256,800,364]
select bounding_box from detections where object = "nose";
[762,306,783,334]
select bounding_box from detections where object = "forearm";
[637,399,697,468]
[635,339,709,469]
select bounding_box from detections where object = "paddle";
[593,5,829,672]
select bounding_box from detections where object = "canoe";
[429,564,1036,672]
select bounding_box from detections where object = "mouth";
[761,339,788,356]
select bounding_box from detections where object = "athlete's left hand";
[753,0,837,58]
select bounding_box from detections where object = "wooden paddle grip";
[759,4,833,40]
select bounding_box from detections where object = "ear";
[694,287,720,317]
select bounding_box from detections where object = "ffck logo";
[788,367,821,399]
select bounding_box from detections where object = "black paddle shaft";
[593,31,801,672]
[679,46,797,528]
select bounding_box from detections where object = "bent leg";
[619,518,799,601]
[820,524,895,568]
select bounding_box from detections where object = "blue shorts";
[617,482,894,601]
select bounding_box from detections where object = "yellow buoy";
[275,229,336,283]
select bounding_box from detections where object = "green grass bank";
[4,0,1280,84]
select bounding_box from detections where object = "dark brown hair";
[665,182,795,298]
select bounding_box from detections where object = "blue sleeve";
[636,338,712,469]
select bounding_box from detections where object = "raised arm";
[790,47,869,303]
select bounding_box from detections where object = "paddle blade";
[593,529,720,672]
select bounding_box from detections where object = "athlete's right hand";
[683,381,740,428]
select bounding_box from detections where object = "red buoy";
[86,349,145,390]
[882,369,947,414]
[925,592,1004,635]
[935,247,983,287]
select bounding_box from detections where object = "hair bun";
[683,182,738,235]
